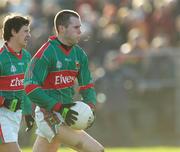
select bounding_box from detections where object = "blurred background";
[0,0,180,148]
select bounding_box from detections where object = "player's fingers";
[70,110,78,116]
[67,119,75,126]
[71,115,78,121]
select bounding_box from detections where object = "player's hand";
[86,111,95,129]
[4,98,21,112]
[87,103,96,129]
[24,115,34,132]
[59,103,78,126]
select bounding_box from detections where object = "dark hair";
[54,10,80,33]
[2,14,30,41]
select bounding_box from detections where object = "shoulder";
[22,49,31,58]
[74,45,87,56]
[0,46,6,55]
[33,41,52,59]
[73,45,89,64]
[0,47,7,61]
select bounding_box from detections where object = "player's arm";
[24,54,58,111]
[21,93,35,131]
[0,63,1,74]
[22,50,33,115]
[21,92,32,115]
[24,56,78,126]
[77,50,96,109]
[76,50,97,128]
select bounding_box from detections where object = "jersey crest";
[75,61,80,70]
[56,61,62,69]
[10,65,17,72]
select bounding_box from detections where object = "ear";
[57,25,65,34]
[11,29,17,36]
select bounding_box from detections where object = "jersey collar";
[49,35,73,56]
[5,43,22,59]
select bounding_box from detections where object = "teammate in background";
[24,10,104,152]
[0,14,34,152]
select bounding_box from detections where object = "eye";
[74,26,80,29]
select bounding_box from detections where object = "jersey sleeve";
[0,52,3,74]
[0,60,2,74]
[21,92,32,115]
[21,51,32,115]
[77,50,96,105]
[24,51,57,111]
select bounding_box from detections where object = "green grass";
[23,147,180,152]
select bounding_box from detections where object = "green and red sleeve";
[77,50,96,106]
[24,43,57,111]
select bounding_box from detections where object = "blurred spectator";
[175,15,180,46]
[150,0,177,45]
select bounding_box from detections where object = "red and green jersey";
[0,43,32,114]
[24,36,96,111]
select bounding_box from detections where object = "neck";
[57,35,72,47]
[7,40,22,53]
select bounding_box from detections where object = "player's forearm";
[80,88,97,105]
[25,85,57,111]
[21,94,32,115]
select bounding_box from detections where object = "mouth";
[77,36,81,41]
[24,37,30,43]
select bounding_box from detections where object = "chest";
[50,49,81,72]
[1,55,29,75]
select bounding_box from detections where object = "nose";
[27,32,31,38]
[78,28,81,35]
